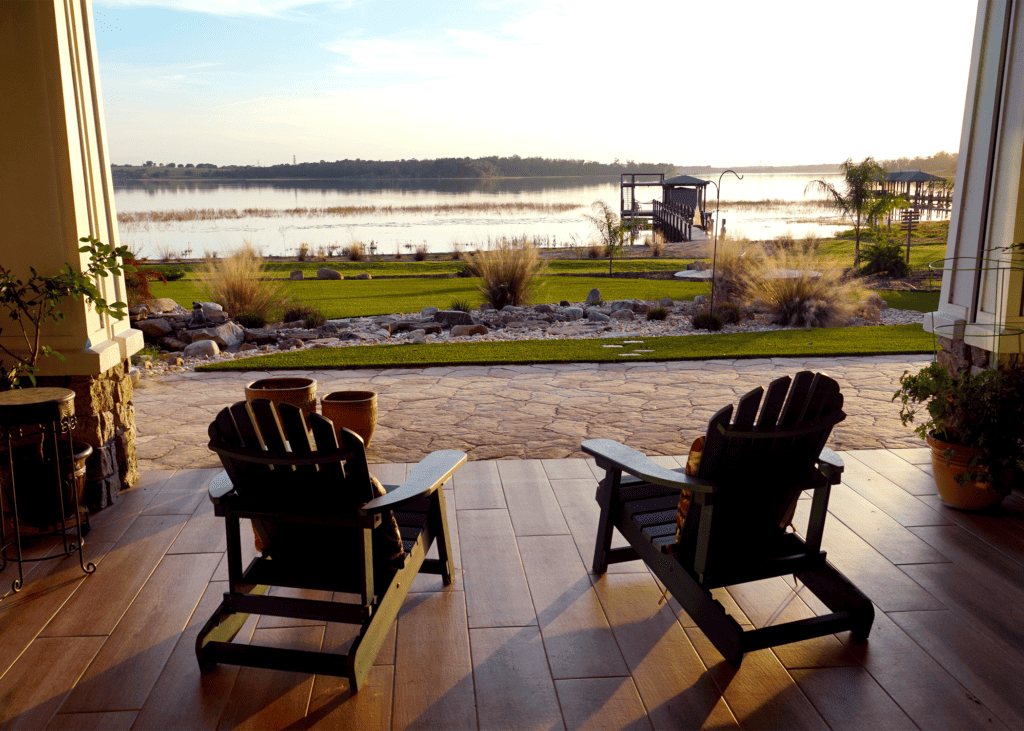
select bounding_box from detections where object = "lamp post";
[707,169,743,316]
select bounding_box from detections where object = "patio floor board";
[1,453,1023,730]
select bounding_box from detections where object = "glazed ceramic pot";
[244,377,317,414]
[926,432,1011,511]
[321,391,378,447]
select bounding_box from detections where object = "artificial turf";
[198,324,935,372]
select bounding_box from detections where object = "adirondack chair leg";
[796,564,876,642]
[432,487,455,585]
[592,467,621,573]
[195,586,270,672]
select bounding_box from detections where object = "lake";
[113,172,851,258]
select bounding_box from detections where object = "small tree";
[583,201,633,274]
[0,236,129,388]
[805,157,905,267]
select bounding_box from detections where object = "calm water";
[113,173,849,258]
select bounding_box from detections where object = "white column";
[0,0,142,375]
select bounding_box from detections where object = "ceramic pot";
[244,377,317,414]
[926,432,1011,511]
[321,391,378,447]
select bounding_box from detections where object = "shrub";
[123,256,167,305]
[297,243,310,261]
[586,244,606,259]
[282,304,325,328]
[646,307,668,321]
[195,240,286,320]
[345,242,366,261]
[466,240,548,310]
[692,312,723,331]
[712,238,764,307]
[161,266,188,282]
[715,302,743,324]
[738,248,862,328]
[860,230,911,277]
[235,312,267,328]
[645,231,666,257]
[414,244,429,261]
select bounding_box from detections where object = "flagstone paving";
[132,355,932,470]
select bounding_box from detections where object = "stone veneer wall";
[937,336,1024,374]
[37,360,138,510]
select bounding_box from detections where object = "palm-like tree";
[583,200,635,274]
[806,157,905,267]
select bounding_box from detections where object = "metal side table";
[0,387,96,593]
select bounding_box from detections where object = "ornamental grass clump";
[466,240,547,310]
[196,240,286,320]
[737,247,861,328]
[711,238,765,307]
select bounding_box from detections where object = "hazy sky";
[92,0,980,168]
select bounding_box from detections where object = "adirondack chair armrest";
[817,447,844,485]
[359,450,467,515]
[209,470,235,505]
[581,439,715,493]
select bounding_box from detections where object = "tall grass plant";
[196,240,287,319]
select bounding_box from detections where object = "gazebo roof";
[662,174,711,187]
[887,170,945,182]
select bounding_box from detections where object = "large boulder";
[564,307,584,320]
[610,309,635,321]
[451,324,488,337]
[587,310,611,323]
[421,307,439,317]
[389,320,442,335]
[143,298,182,314]
[433,310,474,327]
[189,322,244,349]
[183,340,219,358]
[199,302,229,324]
[585,288,602,306]
[290,270,303,280]
[244,328,278,345]
[137,317,173,339]
[317,268,343,280]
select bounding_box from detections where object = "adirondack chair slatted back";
[680,371,845,569]
[208,399,379,554]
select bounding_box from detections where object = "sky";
[92,0,981,168]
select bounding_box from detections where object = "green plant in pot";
[894,361,1024,510]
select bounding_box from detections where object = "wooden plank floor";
[2,449,1023,730]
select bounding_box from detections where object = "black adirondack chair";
[583,371,873,668]
[196,399,466,691]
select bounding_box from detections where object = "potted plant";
[894,361,1024,510]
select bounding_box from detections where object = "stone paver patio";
[133,355,932,470]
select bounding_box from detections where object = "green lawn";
[199,324,935,372]
[153,276,710,319]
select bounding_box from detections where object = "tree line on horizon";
[110,150,958,182]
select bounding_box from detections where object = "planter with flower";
[894,361,1024,510]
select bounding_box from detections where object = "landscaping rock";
[137,318,173,339]
[610,309,635,321]
[183,340,219,358]
[659,297,675,307]
[317,323,341,336]
[409,330,427,344]
[317,268,342,280]
[534,304,555,314]
[159,354,185,366]
[559,300,571,307]
[421,307,439,317]
[587,311,611,323]
[585,288,602,306]
[353,273,372,280]
[158,336,188,351]
[694,295,707,305]
[288,329,321,340]
[290,270,303,280]
[389,320,442,335]
[143,298,182,314]
[564,307,584,320]
[239,343,259,352]
[277,337,304,350]
[434,310,474,327]
[687,260,710,270]
[450,324,489,337]
[190,322,244,349]
[128,305,150,321]
[244,328,278,345]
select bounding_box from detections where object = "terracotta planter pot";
[244,377,317,414]
[321,391,378,447]
[926,432,1011,511]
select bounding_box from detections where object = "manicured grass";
[147,258,697,280]
[152,276,709,319]
[198,324,935,372]
[876,290,940,313]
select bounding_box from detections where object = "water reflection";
[113,173,851,257]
